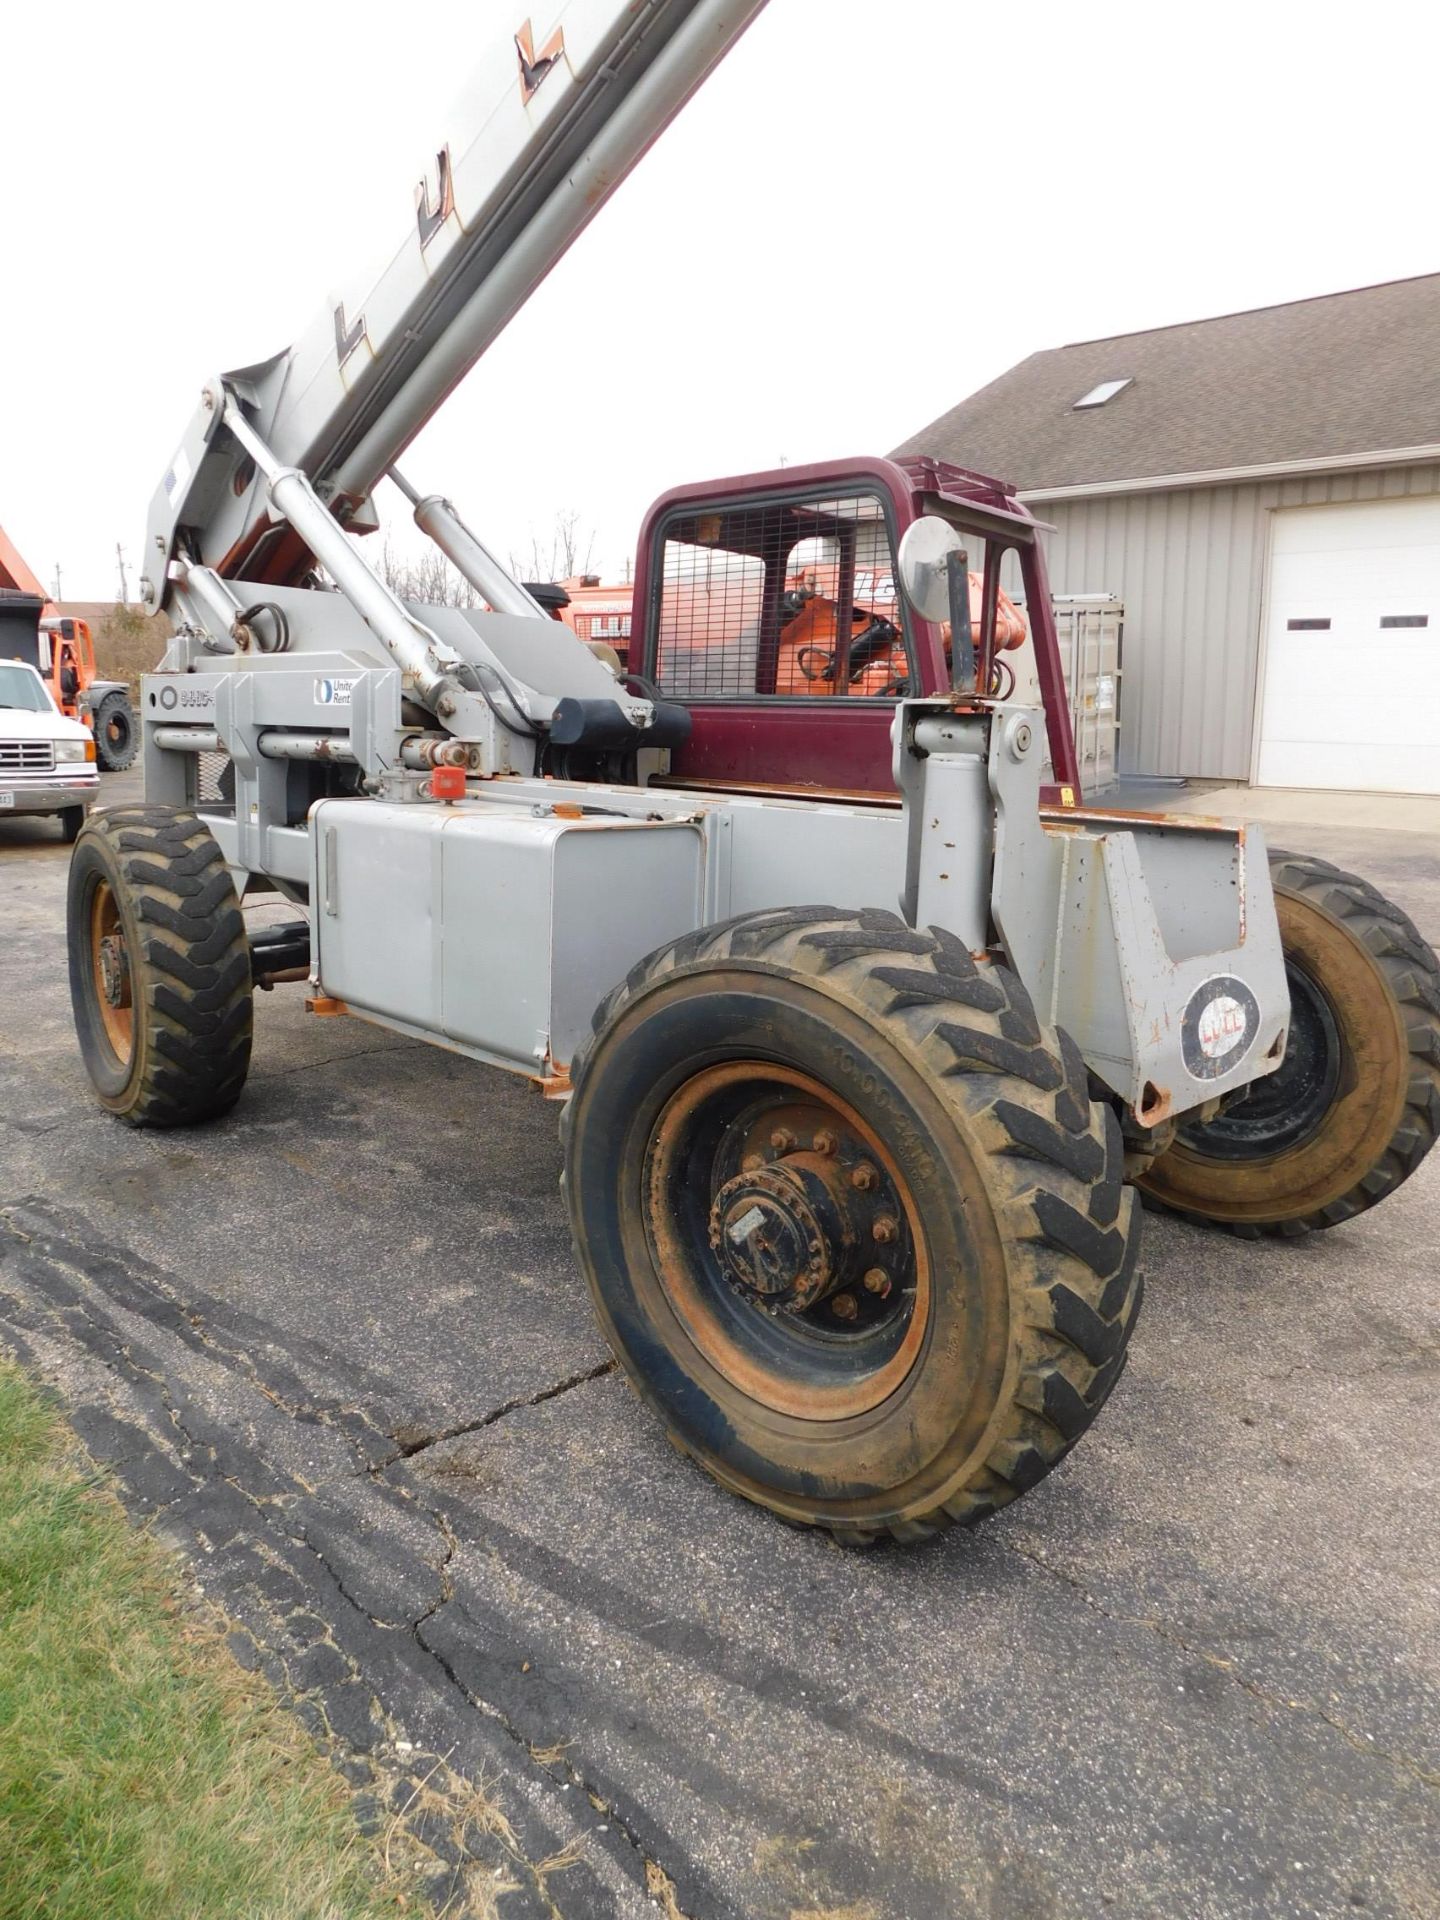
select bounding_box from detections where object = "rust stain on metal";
[256,965,310,991]
[534,1064,572,1100]
[642,1061,930,1421]
[648,774,902,809]
[1042,803,1230,833]
[1136,1080,1172,1126]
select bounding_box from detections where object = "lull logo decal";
[515,19,565,102]
[1181,974,1261,1082]
[333,302,367,367]
[415,147,454,249]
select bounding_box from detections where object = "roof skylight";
[1073,377,1133,409]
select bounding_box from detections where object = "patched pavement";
[2,779,1437,1920]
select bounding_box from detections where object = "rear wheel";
[562,907,1142,1543]
[68,807,252,1125]
[93,692,137,772]
[1139,852,1440,1235]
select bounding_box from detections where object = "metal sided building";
[893,273,1440,795]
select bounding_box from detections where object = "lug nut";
[769,1128,796,1153]
[850,1162,878,1191]
[872,1215,899,1244]
[831,1293,858,1321]
[741,1152,764,1172]
[863,1267,891,1297]
[812,1129,838,1156]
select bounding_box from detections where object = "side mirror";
[896,516,966,623]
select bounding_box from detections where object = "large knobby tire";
[562,906,1142,1544]
[93,691,137,772]
[1139,851,1440,1236]
[68,806,253,1125]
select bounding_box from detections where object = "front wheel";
[68,807,253,1125]
[1139,852,1440,1235]
[562,907,1142,1544]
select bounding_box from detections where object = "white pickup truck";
[0,659,100,841]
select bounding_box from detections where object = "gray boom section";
[142,0,767,607]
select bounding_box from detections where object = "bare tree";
[372,535,482,608]
[508,509,597,585]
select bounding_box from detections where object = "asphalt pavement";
[1,771,1436,1920]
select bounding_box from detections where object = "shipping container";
[1043,594,1122,794]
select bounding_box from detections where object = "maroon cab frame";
[630,454,1081,804]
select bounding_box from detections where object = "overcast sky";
[1,0,1433,600]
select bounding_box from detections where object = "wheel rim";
[642,1061,931,1421]
[102,706,132,756]
[89,879,135,1065]
[1178,957,1341,1161]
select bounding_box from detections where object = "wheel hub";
[710,1152,864,1314]
[98,933,129,1008]
[641,1061,928,1420]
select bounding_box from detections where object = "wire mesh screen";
[193,751,230,807]
[654,492,907,700]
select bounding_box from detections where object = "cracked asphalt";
[1,775,1437,1920]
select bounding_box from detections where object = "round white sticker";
[1196,994,1247,1060]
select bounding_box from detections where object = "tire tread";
[562,905,1142,1545]
[70,807,252,1126]
[1145,849,1440,1237]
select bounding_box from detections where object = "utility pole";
[115,542,129,605]
[52,562,62,603]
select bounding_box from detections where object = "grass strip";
[0,1360,415,1920]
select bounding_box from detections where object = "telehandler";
[67,0,1439,1543]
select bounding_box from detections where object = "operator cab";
[634,458,1039,799]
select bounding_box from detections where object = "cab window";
[654,491,909,700]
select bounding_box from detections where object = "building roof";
[891,273,1440,497]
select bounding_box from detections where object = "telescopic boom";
[142,0,767,611]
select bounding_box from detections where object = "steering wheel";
[845,613,900,679]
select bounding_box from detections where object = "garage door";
[1256,496,1440,792]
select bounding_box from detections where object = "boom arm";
[144,0,766,610]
